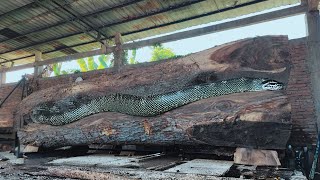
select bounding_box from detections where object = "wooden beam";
[33,51,43,78]
[0,5,307,73]
[113,32,124,70]
[0,72,5,86]
[308,0,320,11]
[305,10,320,132]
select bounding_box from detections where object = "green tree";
[52,63,78,76]
[77,58,88,72]
[150,43,176,62]
[97,54,109,69]
[129,49,139,64]
[77,54,110,72]
[87,56,98,70]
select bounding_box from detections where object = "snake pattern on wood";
[30,78,283,126]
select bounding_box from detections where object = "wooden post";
[113,33,124,70]
[306,2,320,132]
[0,72,6,86]
[34,51,43,78]
[101,40,108,54]
[307,0,320,11]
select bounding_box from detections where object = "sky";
[5,5,306,83]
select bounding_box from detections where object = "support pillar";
[0,72,6,86]
[101,40,108,54]
[306,9,320,132]
[113,33,124,70]
[34,51,43,78]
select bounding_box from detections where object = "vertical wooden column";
[0,72,6,86]
[101,40,108,54]
[33,51,43,78]
[113,33,124,70]
[306,2,320,132]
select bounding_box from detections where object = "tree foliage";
[51,44,179,76]
[129,49,139,64]
[77,54,110,72]
[150,43,176,62]
[52,63,79,76]
[97,54,109,69]
[87,56,98,70]
[52,63,68,76]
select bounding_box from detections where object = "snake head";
[261,80,283,90]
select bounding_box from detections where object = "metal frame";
[0,0,266,64]
[0,0,206,56]
[0,2,36,19]
[0,4,307,72]
[0,0,143,44]
[34,0,104,45]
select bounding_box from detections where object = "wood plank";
[306,10,320,132]
[165,159,233,176]
[234,148,281,166]
[0,5,306,73]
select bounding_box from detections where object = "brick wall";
[287,39,317,145]
[0,84,22,128]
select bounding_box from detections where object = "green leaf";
[87,56,98,70]
[98,55,108,68]
[123,50,129,65]
[129,49,138,64]
[77,58,88,72]
[61,70,68,75]
[150,44,176,62]
[52,63,61,76]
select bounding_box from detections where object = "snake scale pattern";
[30,78,283,126]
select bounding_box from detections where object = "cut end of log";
[234,148,281,166]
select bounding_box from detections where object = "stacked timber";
[16,36,292,149]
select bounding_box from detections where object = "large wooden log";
[16,36,292,149]
[18,91,291,149]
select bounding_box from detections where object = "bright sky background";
[6,5,306,83]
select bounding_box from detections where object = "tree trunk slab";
[16,36,292,150]
[18,91,291,149]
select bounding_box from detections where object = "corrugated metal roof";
[0,0,300,68]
